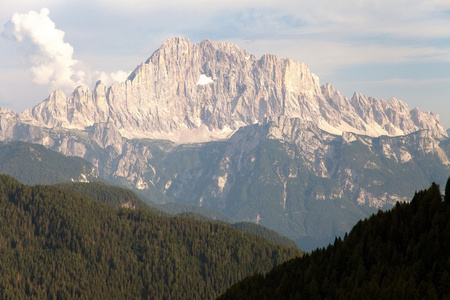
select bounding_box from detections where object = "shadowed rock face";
[0,37,448,250]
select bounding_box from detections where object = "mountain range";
[0,37,449,250]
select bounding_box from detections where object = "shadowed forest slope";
[219,181,450,299]
[0,175,301,299]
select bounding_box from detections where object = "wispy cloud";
[350,77,450,87]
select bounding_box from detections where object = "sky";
[1,0,450,128]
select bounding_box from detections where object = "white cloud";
[1,7,131,94]
[94,70,131,86]
[2,8,84,93]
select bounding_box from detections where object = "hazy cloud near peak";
[2,8,85,92]
[1,7,129,94]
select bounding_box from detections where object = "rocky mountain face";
[0,37,448,250]
[13,37,446,142]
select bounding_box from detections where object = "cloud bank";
[1,8,129,94]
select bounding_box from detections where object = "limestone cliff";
[16,37,446,144]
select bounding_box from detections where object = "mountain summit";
[0,38,448,250]
[11,37,446,143]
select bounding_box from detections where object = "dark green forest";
[230,222,298,249]
[219,181,450,299]
[0,175,301,299]
[55,181,298,248]
[54,181,159,211]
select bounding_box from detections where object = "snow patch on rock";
[197,74,213,85]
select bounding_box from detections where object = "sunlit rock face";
[14,37,447,144]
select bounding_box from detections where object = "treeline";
[219,181,450,299]
[0,175,301,299]
[231,222,297,249]
[54,181,154,211]
[160,202,235,223]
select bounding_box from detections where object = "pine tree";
[445,177,450,203]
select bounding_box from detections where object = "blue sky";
[1,0,450,128]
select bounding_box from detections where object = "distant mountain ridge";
[0,37,448,250]
[0,141,97,185]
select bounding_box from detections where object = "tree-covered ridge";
[161,202,235,223]
[0,175,301,299]
[54,181,156,211]
[0,141,97,185]
[231,222,298,249]
[219,181,450,299]
[55,181,298,248]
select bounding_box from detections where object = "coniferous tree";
[445,177,450,203]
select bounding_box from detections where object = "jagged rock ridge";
[12,37,446,143]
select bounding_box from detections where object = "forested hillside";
[219,180,450,299]
[55,181,298,248]
[0,141,97,185]
[54,181,159,211]
[0,175,301,299]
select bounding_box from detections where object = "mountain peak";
[163,36,191,46]
[6,37,448,142]
[159,36,192,52]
